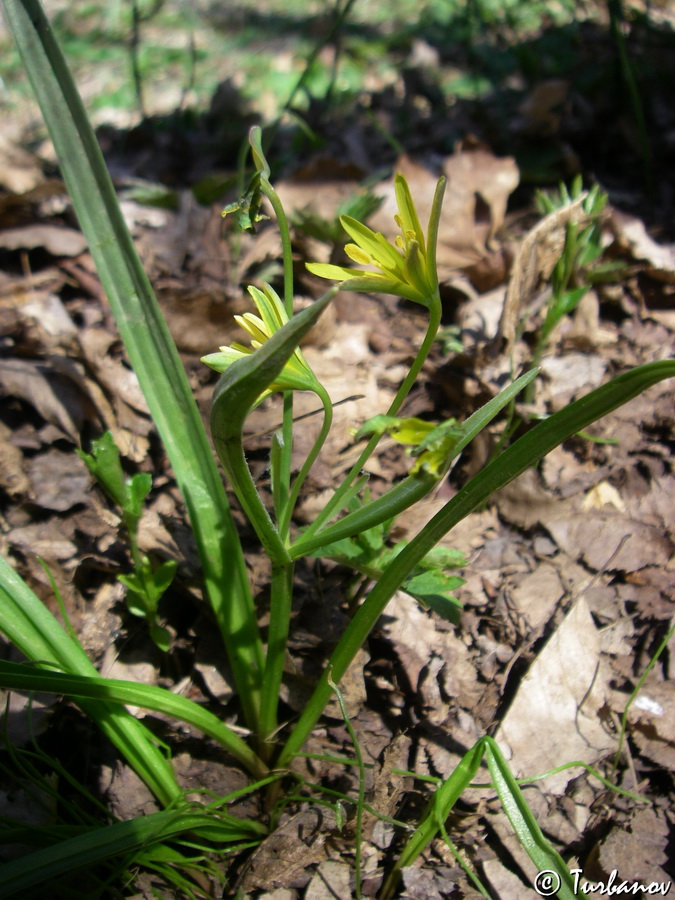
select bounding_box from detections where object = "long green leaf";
[485,739,576,899]
[0,808,265,898]
[1,0,264,731]
[0,555,181,806]
[0,660,268,779]
[278,359,675,765]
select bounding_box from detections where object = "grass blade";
[278,359,675,765]
[0,808,265,898]
[0,555,181,806]
[0,660,268,779]
[1,0,264,731]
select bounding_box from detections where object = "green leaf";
[77,431,129,511]
[0,659,268,779]
[404,569,464,623]
[127,471,152,519]
[0,555,182,806]
[2,0,264,730]
[150,623,172,653]
[0,807,266,897]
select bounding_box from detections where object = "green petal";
[388,417,437,445]
[201,346,247,372]
[394,174,426,254]
[338,274,430,306]
[306,262,360,282]
[235,313,269,344]
[403,241,434,297]
[340,216,404,274]
[248,284,287,335]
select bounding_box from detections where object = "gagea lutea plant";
[1,2,674,895]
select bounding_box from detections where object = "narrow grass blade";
[0,554,181,806]
[380,740,485,900]
[1,0,264,730]
[485,739,576,899]
[278,359,675,765]
[0,808,265,898]
[0,660,268,779]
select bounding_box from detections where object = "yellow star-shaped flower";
[306,173,444,307]
[202,284,322,398]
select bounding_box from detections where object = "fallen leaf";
[497,193,592,351]
[27,449,90,511]
[305,859,352,900]
[0,224,88,257]
[496,596,614,794]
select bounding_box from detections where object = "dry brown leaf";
[238,806,334,893]
[78,326,150,416]
[304,859,352,900]
[0,439,29,496]
[539,352,607,401]
[610,209,675,284]
[0,224,88,257]
[0,134,46,195]
[509,563,565,634]
[594,807,672,886]
[26,448,90,512]
[400,865,459,900]
[514,79,570,136]
[498,193,592,351]
[496,596,614,794]
[0,358,89,440]
[623,676,675,771]
[7,519,77,561]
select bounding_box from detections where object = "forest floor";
[0,1,674,897]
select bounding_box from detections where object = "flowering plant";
[306,173,444,307]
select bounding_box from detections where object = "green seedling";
[1,5,675,894]
[528,176,623,390]
[78,431,175,652]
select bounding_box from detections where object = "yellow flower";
[306,173,444,307]
[202,284,322,397]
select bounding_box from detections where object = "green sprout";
[78,432,175,652]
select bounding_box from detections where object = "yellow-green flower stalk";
[298,174,446,541]
[202,283,323,399]
[306,173,444,307]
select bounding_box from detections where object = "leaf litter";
[1,22,675,898]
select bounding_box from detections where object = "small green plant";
[526,176,623,401]
[1,2,674,894]
[77,432,175,652]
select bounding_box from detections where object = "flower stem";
[259,561,294,747]
[301,297,442,539]
[259,178,296,528]
[278,384,334,540]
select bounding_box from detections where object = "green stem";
[278,384,334,540]
[259,178,296,525]
[210,408,291,566]
[301,298,442,540]
[259,562,294,746]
